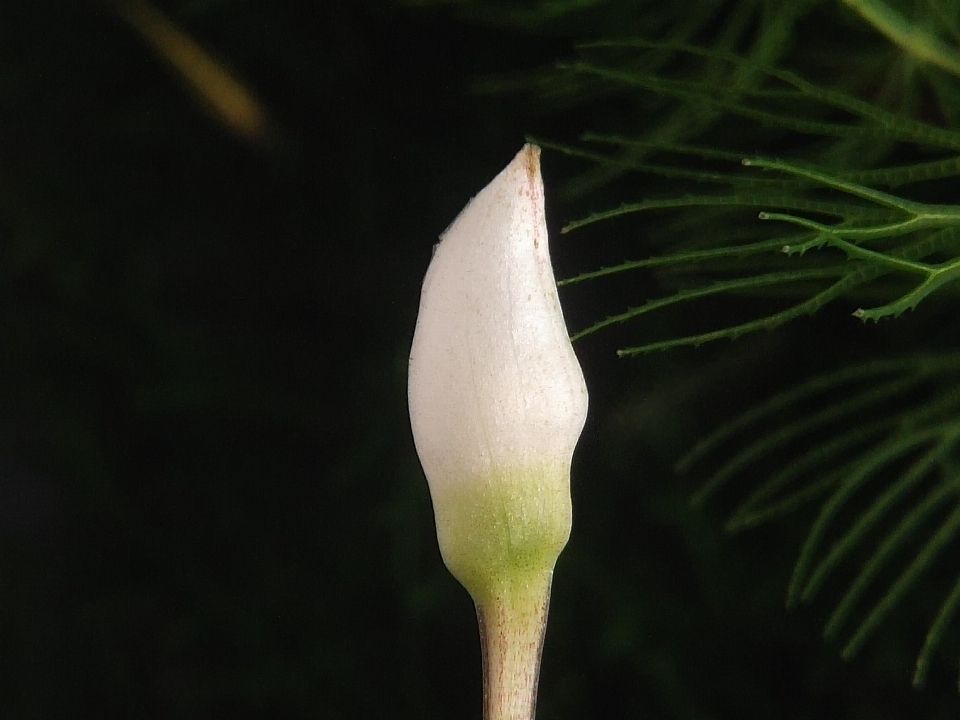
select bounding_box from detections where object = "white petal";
[408,145,588,496]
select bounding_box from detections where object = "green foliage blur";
[2,0,960,719]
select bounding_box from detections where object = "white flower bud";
[408,144,588,720]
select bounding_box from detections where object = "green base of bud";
[431,464,571,605]
[429,465,571,720]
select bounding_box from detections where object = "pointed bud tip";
[501,144,544,216]
[518,143,541,182]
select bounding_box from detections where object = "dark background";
[2,1,959,718]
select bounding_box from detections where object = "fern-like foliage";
[547,39,960,353]
[679,353,960,689]
[440,0,960,690]
[544,25,960,688]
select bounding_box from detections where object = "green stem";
[477,574,553,720]
[843,0,960,78]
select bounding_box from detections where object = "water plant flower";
[408,144,588,720]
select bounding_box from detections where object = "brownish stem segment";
[110,0,268,140]
[476,574,553,720]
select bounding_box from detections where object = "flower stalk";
[478,574,552,720]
